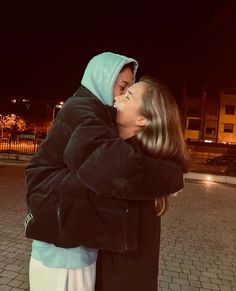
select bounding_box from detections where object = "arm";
[56,156,183,250]
[63,97,184,199]
[77,150,184,199]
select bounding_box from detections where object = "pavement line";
[184,172,236,185]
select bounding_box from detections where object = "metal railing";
[0,139,236,176]
[188,151,236,177]
[0,139,41,155]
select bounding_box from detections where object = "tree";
[1,114,26,139]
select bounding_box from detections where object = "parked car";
[206,155,236,166]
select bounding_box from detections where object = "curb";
[0,153,31,166]
[184,172,236,186]
[0,153,32,161]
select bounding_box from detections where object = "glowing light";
[52,102,64,121]
[206,176,212,181]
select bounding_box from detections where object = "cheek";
[116,107,135,126]
[116,111,123,124]
[115,101,126,111]
[116,108,128,124]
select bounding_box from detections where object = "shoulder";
[70,86,105,114]
[56,95,109,129]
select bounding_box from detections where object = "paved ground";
[0,163,236,291]
[0,164,31,291]
[159,181,236,291]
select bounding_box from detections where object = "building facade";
[184,89,236,144]
[218,91,236,144]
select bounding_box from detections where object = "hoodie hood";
[80,52,138,106]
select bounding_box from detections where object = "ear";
[136,115,147,126]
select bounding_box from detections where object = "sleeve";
[77,151,184,199]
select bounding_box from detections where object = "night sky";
[1,0,236,104]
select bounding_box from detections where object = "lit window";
[223,124,233,133]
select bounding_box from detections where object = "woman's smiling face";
[114,81,147,129]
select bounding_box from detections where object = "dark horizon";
[1,1,236,103]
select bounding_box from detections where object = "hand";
[154,196,169,216]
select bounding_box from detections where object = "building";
[202,95,220,143]
[183,88,236,144]
[218,90,236,144]
[183,89,206,142]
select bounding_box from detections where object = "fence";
[0,139,236,176]
[187,143,236,177]
[0,139,40,155]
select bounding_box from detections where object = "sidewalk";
[0,157,236,290]
[159,181,236,291]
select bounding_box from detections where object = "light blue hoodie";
[31,52,138,269]
[81,52,138,105]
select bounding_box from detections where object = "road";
[0,163,235,290]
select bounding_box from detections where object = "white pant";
[29,256,96,291]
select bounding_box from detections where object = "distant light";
[206,176,212,181]
[204,139,213,143]
[11,99,17,103]
[54,101,64,109]
[55,104,63,109]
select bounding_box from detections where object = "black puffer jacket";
[25,87,184,252]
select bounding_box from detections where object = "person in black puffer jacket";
[25,52,186,291]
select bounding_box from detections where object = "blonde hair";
[137,76,189,171]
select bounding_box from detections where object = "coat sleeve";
[77,149,184,199]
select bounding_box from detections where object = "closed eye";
[125,90,132,100]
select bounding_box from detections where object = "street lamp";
[52,101,64,122]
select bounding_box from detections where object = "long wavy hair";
[136,76,190,171]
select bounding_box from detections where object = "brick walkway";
[0,163,236,290]
[159,181,236,290]
[0,164,31,290]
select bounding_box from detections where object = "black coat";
[25,86,184,252]
[95,200,160,291]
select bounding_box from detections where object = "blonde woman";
[95,76,189,291]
